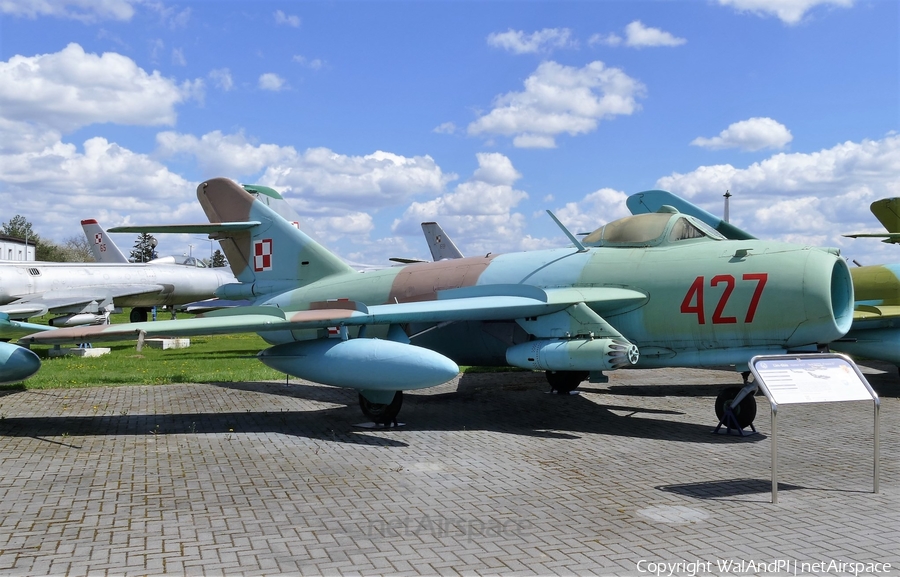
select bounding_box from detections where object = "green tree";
[211,249,227,268]
[130,232,159,262]
[1,215,37,241]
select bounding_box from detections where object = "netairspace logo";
[636,558,893,576]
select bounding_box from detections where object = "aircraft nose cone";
[0,344,41,385]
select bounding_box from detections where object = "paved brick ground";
[0,363,897,576]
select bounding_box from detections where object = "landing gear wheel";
[715,386,757,429]
[359,391,403,426]
[546,370,589,394]
[130,307,149,323]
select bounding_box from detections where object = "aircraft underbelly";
[410,321,527,366]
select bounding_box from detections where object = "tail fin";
[421,222,464,260]
[626,190,757,240]
[81,219,130,263]
[870,198,900,234]
[197,177,355,289]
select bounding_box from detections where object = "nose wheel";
[714,385,758,429]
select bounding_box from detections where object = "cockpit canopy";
[582,206,726,248]
[149,255,208,268]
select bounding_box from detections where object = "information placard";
[748,353,880,503]
[752,356,873,405]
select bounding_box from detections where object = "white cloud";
[718,0,854,25]
[655,134,900,260]
[472,152,521,186]
[0,43,200,133]
[623,21,686,47]
[208,68,233,91]
[266,149,453,211]
[552,188,631,236]
[590,21,685,48]
[274,10,301,27]
[292,55,324,70]
[588,33,623,47]
[155,130,293,176]
[432,122,456,135]
[258,73,286,91]
[0,0,135,22]
[691,117,793,151]
[172,48,186,66]
[487,28,576,54]
[0,124,199,248]
[468,60,645,148]
[156,131,454,209]
[392,153,528,255]
[147,4,191,28]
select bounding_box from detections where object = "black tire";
[545,370,589,394]
[130,308,149,323]
[359,391,403,425]
[715,386,757,428]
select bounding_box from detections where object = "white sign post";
[749,353,880,504]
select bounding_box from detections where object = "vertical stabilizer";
[81,219,130,263]
[197,178,354,287]
[870,198,900,233]
[421,222,465,260]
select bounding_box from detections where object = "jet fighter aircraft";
[627,190,900,367]
[20,178,854,426]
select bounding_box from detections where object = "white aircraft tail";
[81,219,129,263]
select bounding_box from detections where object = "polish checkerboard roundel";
[253,239,273,271]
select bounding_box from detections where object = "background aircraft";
[627,190,900,367]
[422,222,465,261]
[844,198,900,244]
[22,178,854,427]
[0,238,236,329]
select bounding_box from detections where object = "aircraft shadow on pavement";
[211,371,766,444]
[0,372,768,446]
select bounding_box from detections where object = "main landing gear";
[130,307,150,323]
[358,391,403,427]
[545,370,589,394]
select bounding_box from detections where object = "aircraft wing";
[0,313,53,340]
[20,285,648,345]
[0,284,170,317]
[852,304,900,325]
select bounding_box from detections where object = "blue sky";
[0,0,897,266]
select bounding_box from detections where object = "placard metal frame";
[749,353,880,504]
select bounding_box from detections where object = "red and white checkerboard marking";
[253,239,273,272]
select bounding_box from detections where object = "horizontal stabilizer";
[109,222,260,234]
[842,232,900,244]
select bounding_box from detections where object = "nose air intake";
[790,250,854,347]
[830,257,854,336]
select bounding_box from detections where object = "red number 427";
[680,273,768,324]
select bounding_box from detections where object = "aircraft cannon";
[257,338,460,391]
[506,337,639,372]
